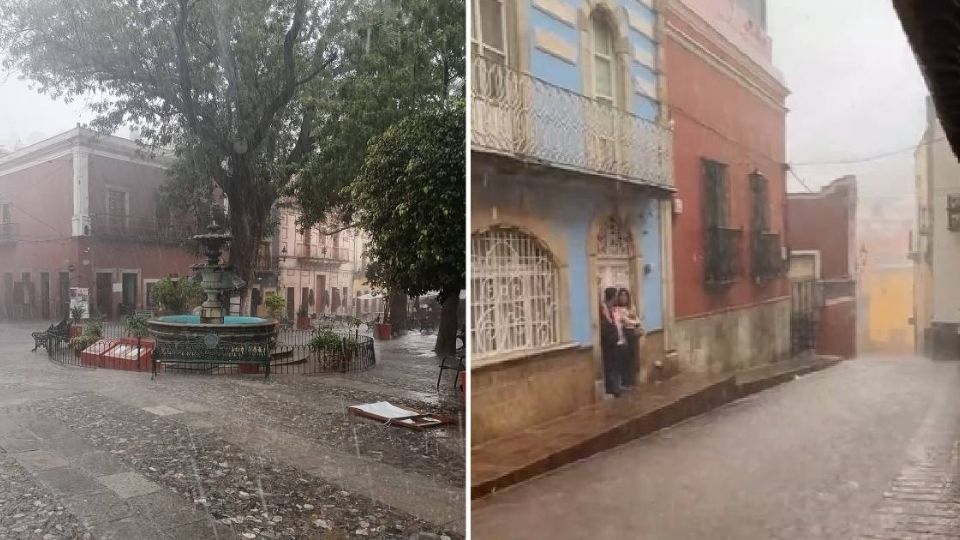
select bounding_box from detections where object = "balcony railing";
[753,231,784,281]
[0,222,18,244]
[89,214,194,245]
[471,56,673,188]
[289,244,349,263]
[706,226,742,285]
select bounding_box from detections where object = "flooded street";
[0,324,464,539]
[473,357,960,540]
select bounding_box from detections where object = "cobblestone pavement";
[473,357,960,540]
[0,323,464,539]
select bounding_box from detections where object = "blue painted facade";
[472,0,670,363]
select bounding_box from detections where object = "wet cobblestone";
[36,392,461,540]
[0,452,91,540]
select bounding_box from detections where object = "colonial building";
[0,127,196,321]
[787,175,858,358]
[664,0,791,374]
[470,0,674,444]
[248,200,360,320]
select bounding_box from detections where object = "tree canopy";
[350,102,465,304]
[291,0,465,228]
[0,0,362,285]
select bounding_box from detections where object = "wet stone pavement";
[0,324,464,539]
[473,357,960,540]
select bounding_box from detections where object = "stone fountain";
[147,223,275,353]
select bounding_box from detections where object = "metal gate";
[791,279,818,355]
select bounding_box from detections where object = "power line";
[790,136,946,167]
[787,168,814,193]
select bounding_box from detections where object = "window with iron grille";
[703,159,740,284]
[471,228,559,359]
[751,172,781,280]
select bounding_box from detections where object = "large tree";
[291,0,464,226]
[350,103,465,355]
[0,0,360,287]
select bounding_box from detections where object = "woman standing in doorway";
[600,287,626,397]
[616,288,644,389]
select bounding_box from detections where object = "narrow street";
[0,324,464,539]
[473,357,960,540]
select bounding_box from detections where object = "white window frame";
[472,0,508,63]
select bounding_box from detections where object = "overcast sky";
[769,0,928,199]
[0,1,931,200]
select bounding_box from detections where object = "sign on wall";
[69,288,89,319]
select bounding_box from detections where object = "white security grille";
[472,228,559,358]
[598,215,633,257]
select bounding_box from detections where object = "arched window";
[472,228,559,358]
[592,14,617,105]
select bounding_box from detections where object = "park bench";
[151,339,272,380]
[31,315,71,354]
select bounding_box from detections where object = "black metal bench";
[436,329,466,390]
[32,316,71,354]
[151,340,272,380]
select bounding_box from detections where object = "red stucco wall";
[787,180,856,280]
[664,9,789,320]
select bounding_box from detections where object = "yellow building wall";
[861,267,914,353]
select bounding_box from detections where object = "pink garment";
[605,305,626,345]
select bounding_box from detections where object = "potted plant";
[265,292,285,335]
[126,313,150,371]
[69,318,103,358]
[374,295,391,340]
[309,330,359,370]
[69,305,85,338]
[296,303,311,330]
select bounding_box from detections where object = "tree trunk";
[223,177,270,311]
[434,287,461,356]
[388,291,407,335]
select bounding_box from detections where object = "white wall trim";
[71,145,90,237]
[532,0,576,27]
[534,28,579,64]
[791,250,822,280]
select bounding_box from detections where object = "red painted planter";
[296,315,311,330]
[69,325,82,339]
[374,323,392,340]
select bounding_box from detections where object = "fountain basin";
[148,315,276,348]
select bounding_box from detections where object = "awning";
[894,1,960,158]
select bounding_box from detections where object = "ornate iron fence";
[43,321,375,376]
[471,56,673,188]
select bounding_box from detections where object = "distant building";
[247,199,362,320]
[0,127,196,321]
[913,97,959,358]
[859,196,914,354]
[787,176,858,358]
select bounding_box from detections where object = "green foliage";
[349,103,465,300]
[152,278,203,314]
[0,0,366,284]
[265,292,286,320]
[126,313,150,339]
[297,303,309,317]
[70,305,85,322]
[69,318,104,351]
[291,0,465,227]
[309,330,358,354]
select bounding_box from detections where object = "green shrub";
[265,292,286,320]
[70,305,85,321]
[309,331,358,354]
[126,313,149,339]
[152,277,203,314]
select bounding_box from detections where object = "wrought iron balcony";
[89,214,194,244]
[471,56,673,188]
[0,222,18,244]
[753,231,784,281]
[287,244,349,264]
[706,226,742,285]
